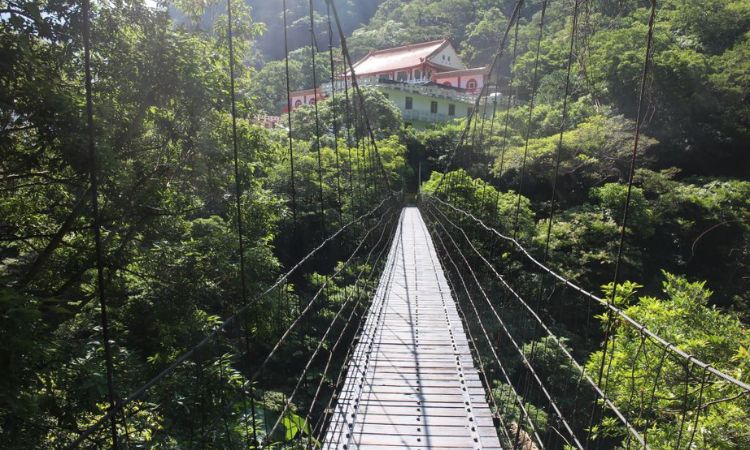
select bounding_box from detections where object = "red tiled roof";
[349,39,450,76]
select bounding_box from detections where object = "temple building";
[287,39,489,127]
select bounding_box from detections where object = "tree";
[290,87,402,142]
[249,59,305,114]
[421,169,535,238]
[586,273,750,448]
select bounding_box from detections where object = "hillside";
[2,0,749,447]
[251,0,750,309]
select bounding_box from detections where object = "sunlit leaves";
[586,272,750,448]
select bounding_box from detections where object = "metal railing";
[321,79,479,104]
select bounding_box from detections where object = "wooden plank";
[335,393,491,405]
[341,371,480,382]
[336,405,493,418]
[347,423,500,438]
[350,446,502,450]
[364,380,483,388]
[349,433,479,447]
[341,385,488,396]
[342,372,481,383]
[327,412,497,428]
[351,447,502,450]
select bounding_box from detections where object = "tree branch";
[16,185,92,288]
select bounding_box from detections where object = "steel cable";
[308,0,326,238]
[81,0,119,445]
[263,210,398,445]
[282,0,297,226]
[424,194,750,393]
[425,208,545,449]
[423,203,584,449]
[247,206,396,388]
[326,3,343,219]
[435,0,525,193]
[65,195,396,449]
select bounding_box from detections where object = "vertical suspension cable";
[506,0,552,430]
[578,0,600,107]
[352,100,363,212]
[530,6,581,417]
[367,140,376,198]
[81,0,119,446]
[358,121,369,202]
[225,0,257,443]
[226,0,246,314]
[685,367,709,449]
[469,103,480,172]
[541,0,578,281]
[513,0,562,437]
[327,3,343,219]
[476,85,491,149]
[341,51,352,146]
[303,0,328,373]
[217,354,235,447]
[283,0,297,227]
[487,74,500,138]
[483,78,503,216]
[327,0,393,194]
[597,0,658,389]
[348,84,362,211]
[309,0,326,237]
[241,315,256,446]
[361,137,369,201]
[485,55,503,147]
[496,16,521,186]
[197,362,206,449]
[512,0,550,238]
[589,2,658,443]
[338,34,355,212]
[341,60,355,215]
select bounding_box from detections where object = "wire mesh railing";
[67,199,400,449]
[419,192,750,449]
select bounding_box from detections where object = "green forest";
[1,0,749,448]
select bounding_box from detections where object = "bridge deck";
[324,207,502,449]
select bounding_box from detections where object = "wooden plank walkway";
[323,207,502,449]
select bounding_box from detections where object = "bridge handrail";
[424,194,750,393]
[66,193,399,449]
[263,208,399,443]
[424,201,640,449]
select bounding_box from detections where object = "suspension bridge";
[324,208,502,449]
[32,0,749,447]
[68,190,750,449]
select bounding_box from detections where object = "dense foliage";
[1,0,405,446]
[380,0,750,315]
[396,0,749,446]
[2,0,749,448]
